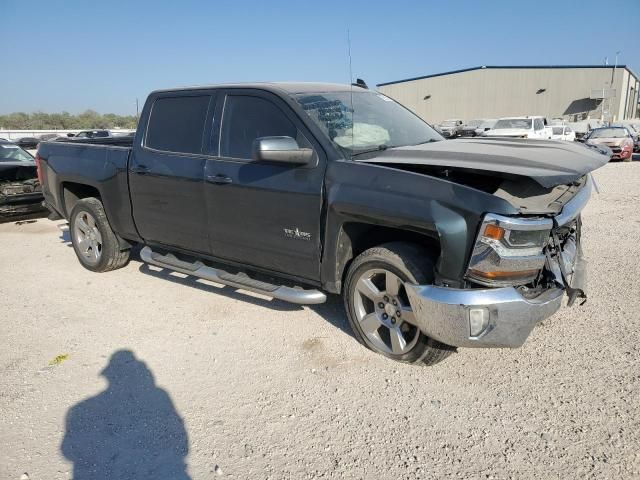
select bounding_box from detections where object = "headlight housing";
[466,214,552,287]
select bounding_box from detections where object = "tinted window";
[220,95,297,160]
[534,119,543,130]
[146,96,209,154]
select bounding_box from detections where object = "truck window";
[220,95,297,160]
[146,96,209,154]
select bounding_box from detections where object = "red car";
[585,127,634,161]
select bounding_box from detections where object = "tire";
[343,242,454,366]
[69,197,130,272]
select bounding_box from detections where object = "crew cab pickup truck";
[36,83,608,365]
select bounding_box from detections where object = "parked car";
[459,119,484,137]
[0,140,47,220]
[38,133,63,141]
[550,125,576,142]
[475,119,497,136]
[438,119,464,138]
[611,123,640,153]
[37,82,608,365]
[14,137,40,149]
[485,116,551,139]
[569,120,605,140]
[584,127,634,161]
[68,130,111,139]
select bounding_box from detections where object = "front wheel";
[343,242,454,365]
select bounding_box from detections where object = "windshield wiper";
[350,144,395,158]
[413,139,440,145]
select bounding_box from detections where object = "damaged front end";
[0,164,47,221]
[404,177,592,349]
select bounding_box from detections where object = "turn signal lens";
[483,224,504,240]
[34,152,43,184]
[468,268,539,280]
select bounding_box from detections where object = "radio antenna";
[347,29,354,157]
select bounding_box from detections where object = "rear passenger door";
[129,93,214,253]
[203,89,326,281]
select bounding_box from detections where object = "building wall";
[378,67,639,124]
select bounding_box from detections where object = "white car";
[550,125,576,141]
[475,119,497,136]
[484,116,551,139]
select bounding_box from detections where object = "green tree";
[0,111,138,130]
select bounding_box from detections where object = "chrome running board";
[140,246,326,305]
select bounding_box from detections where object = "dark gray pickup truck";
[37,82,608,365]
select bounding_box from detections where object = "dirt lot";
[1,161,639,479]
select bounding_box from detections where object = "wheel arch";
[61,182,102,218]
[62,182,132,249]
[324,221,440,294]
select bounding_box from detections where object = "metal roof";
[377,65,639,87]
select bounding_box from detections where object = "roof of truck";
[151,82,366,95]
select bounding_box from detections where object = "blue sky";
[1,0,638,115]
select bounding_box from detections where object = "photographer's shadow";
[61,350,191,480]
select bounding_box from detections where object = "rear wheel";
[69,197,130,272]
[344,242,454,365]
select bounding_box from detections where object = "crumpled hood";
[359,138,609,188]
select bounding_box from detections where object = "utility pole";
[135,98,140,122]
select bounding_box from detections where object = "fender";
[320,160,519,291]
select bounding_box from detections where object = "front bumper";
[407,249,584,348]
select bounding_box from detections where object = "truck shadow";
[131,251,351,338]
[60,350,191,480]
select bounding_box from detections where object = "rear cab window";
[145,95,210,154]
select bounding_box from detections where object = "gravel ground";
[1,161,639,480]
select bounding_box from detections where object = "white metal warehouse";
[377,65,639,124]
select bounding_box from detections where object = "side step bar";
[140,246,327,305]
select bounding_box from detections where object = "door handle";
[131,165,150,174]
[206,174,233,185]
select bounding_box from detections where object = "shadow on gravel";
[131,250,352,338]
[58,224,73,247]
[61,350,191,480]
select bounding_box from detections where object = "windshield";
[441,120,459,127]
[0,143,34,162]
[479,120,496,129]
[493,119,532,129]
[590,128,629,139]
[293,91,442,156]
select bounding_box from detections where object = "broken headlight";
[466,213,552,287]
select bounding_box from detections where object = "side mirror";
[67,133,75,137]
[252,136,314,165]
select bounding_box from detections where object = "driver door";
[203,90,326,281]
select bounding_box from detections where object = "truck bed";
[37,141,138,240]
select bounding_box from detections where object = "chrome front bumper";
[406,237,586,349]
